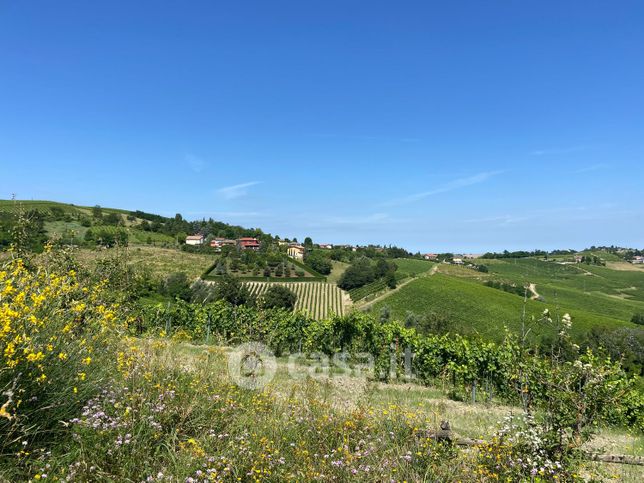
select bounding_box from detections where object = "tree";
[304,236,313,248]
[161,272,192,301]
[337,257,375,290]
[260,285,297,310]
[306,254,332,275]
[385,271,397,289]
[92,205,103,220]
[375,258,397,278]
[215,275,254,306]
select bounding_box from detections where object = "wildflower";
[83,356,92,365]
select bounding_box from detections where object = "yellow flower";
[82,356,92,365]
[58,352,68,361]
[0,401,13,420]
[26,351,45,362]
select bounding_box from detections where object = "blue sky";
[1,1,643,253]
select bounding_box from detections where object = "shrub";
[0,252,125,457]
[260,285,297,311]
[160,272,191,301]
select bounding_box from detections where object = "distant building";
[185,234,204,246]
[210,237,235,249]
[287,244,305,260]
[574,255,583,263]
[237,237,260,251]
[453,258,464,265]
[632,256,644,264]
[319,243,333,249]
[423,253,438,260]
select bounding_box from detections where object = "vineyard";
[245,281,348,318]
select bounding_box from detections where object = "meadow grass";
[76,245,215,280]
[387,258,435,277]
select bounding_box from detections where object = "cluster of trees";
[304,252,333,275]
[83,228,128,247]
[207,250,306,279]
[133,210,273,245]
[481,249,549,259]
[0,210,48,252]
[578,255,606,266]
[337,256,397,291]
[162,273,297,310]
[484,280,526,297]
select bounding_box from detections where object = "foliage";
[260,285,297,311]
[305,253,332,275]
[160,272,192,301]
[0,249,126,458]
[632,313,644,325]
[337,257,376,290]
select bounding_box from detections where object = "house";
[574,255,583,263]
[453,258,464,265]
[632,256,644,264]
[287,244,305,260]
[210,237,235,249]
[185,234,204,246]
[237,237,260,251]
[423,253,438,260]
[319,243,333,249]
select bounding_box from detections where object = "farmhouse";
[574,255,583,263]
[287,244,305,260]
[319,243,333,249]
[453,258,464,265]
[237,237,260,251]
[632,256,644,264]
[210,237,235,249]
[185,234,204,245]
[423,253,437,260]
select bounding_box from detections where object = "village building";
[237,237,260,251]
[185,234,204,246]
[423,253,438,260]
[632,255,644,264]
[287,244,305,260]
[210,237,235,249]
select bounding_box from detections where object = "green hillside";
[372,272,637,341]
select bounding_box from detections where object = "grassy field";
[327,260,350,284]
[481,258,644,320]
[76,246,215,280]
[244,281,348,318]
[388,257,435,277]
[0,199,131,216]
[372,273,637,341]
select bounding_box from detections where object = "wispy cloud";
[380,170,503,207]
[216,181,261,200]
[313,133,421,143]
[463,214,529,225]
[185,153,207,173]
[573,163,609,174]
[529,146,589,156]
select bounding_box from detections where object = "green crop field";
[481,258,644,320]
[387,257,435,277]
[0,199,130,216]
[373,273,637,341]
[245,281,347,319]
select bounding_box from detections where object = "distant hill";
[0,199,272,250]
